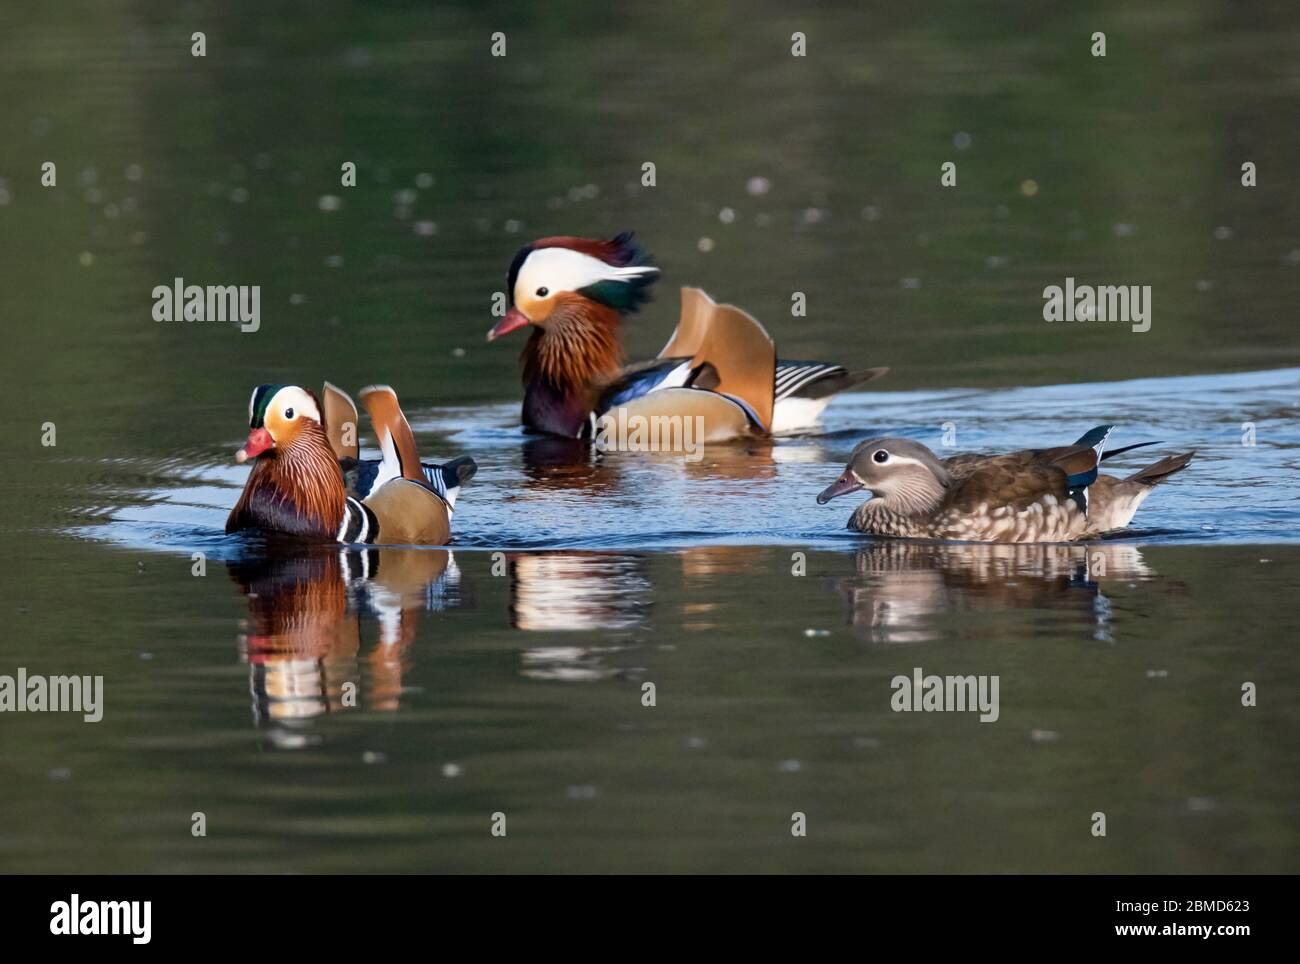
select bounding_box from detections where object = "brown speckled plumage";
[822,432,1194,543]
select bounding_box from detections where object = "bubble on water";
[1213,225,1233,240]
[103,203,119,219]
[1113,222,1135,237]
[1020,178,1039,197]
[78,251,95,267]
[777,759,802,773]
[503,219,522,234]
[986,255,1009,269]
[393,188,417,206]
[324,254,344,268]
[415,172,434,189]
[953,131,972,150]
[1194,279,1213,292]
[48,767,73,781]
[801,207,827,225]
[861,205,880,221]
[362,750,386,765]
[318,194,341,212]
[139,652,154,660]
[852,736,881,749]
[802,628,829,637]
[229,187,249,204]
[1145,669,1169,679]
[697,236,715,253]
[79,166,98,186]
[442,762,462,778]
[451,347,466,358]
[566,784,599,800]
[125,163,143,181]
[413,219,437,236]
[0,186,10,206]
[686,736,708,749]
[718,206,736,224]
[746,176,771,196]
[1029,728,1060,743]
[900,276,920,289]
[1187,797,1216,813]
[754,212,772,227]
[1284,249,1300,265]
[289,293,306,306]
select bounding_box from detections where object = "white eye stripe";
[515,247,658,302]
[267,386,320,424]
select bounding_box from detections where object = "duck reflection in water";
[227,546,463,732]
[835,541,1162,645]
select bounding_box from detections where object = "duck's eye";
[536,287,549,297]
[873,449,889,464]
[284,407,295,420]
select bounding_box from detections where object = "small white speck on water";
[861,204,880,221]
[79,166,98,186]
[953,131,972,150]
[801,207,827,225]
[1020,178,1039,197]
[503,219,522,234]
[1187,797,1217,813]
[393,188,417,206]
[566,784,599,800]
[802,628,829,638]
[1284,249,1300,265]
[1213,225,1233,240]
[1113,222,1135,237]
[125,163,143,181]
[451,347,466,358]
[986,255,1008,269]
[441,762,462,778]
[718,206,736,224]
[48,767,73,781]
[900,276,920,289]
[1146,669,1169,679]
[777,759,803,773]
[1195,279,1214,292]
[852,736,881,749]
[362,750,387,765]
[318,194,341,212]
[746,176,771,196]
[131,230,147,245]
[686,736,707,749]
[139,652,154,661]
[415,172,434,189]
[1200,523,1216,531]
[229,187,249,204]
[1029,729,1060,743]
[1259,558,1271,564]
[413,219,437,236]
[0,186,9,206]
[289,293,306,306]
[697,236,715,253]
[78,251,95,267]
[324,254,344,268]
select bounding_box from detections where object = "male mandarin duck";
[817,425,1194,543]
[225,382,475,544]
[486,232,887,440]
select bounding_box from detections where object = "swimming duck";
[487,232,887,441]
[226,383,475,545]
[816,426,1194,543]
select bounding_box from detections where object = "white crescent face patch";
[513,247,658,304]
[266,386,321,425]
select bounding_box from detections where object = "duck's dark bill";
[817,472,863,504]
[486,307,530,341]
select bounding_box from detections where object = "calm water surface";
[2,2,1299,872]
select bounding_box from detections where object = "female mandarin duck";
[486,232,887,441]
[225,382,475,544]
[817,426,1194,543]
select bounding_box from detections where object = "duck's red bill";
[817,472,863,504]
[236,427,273,463]
[486,307,530,342]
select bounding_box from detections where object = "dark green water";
[2,2,1299,872]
